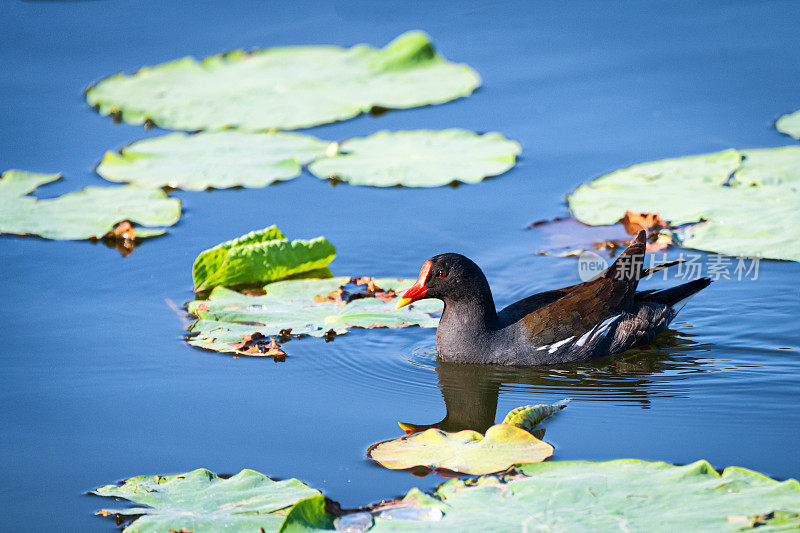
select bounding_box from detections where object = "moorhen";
[397,230,711,365]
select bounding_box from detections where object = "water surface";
[1,1,799,529]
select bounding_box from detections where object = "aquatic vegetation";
[192,226,336,291]
[308,129,521,187]
[187,277,442,357]
[91,468,319,532]
[368,402,564,475]
[776,110,800,139]
[96,131,333,190]
[0,170,180,240]
[85,31,480,131]
[568,147,800,261]
[94,128,521,190]
[93,461,800,531]
[501,400,569,432]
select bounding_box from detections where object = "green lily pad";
[367,424,554,475]
[192,226,336,291]
[96,131,333,190]
[91,468,319,532]
[368,403,563,475]
[187,277,441,356]
[776,110,800,139]
[289,460,800,532]
[0,170,180,240]
[308,129,521,187]
[85,31,480,132]
[568,147,800,261]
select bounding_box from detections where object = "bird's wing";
[512,230,648,345]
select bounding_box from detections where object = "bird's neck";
[438,284,498,337]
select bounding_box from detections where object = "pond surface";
[1,0,799,529]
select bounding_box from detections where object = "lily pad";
[368,403,563,475]
[568,147,800,261]
[91,468,319,532]
[367,424,553,475]
[187,277,441,356]
[96,131,333,190]
[776,110,800,139]
[192,226,336,291]
[85,31,480,131]
[308,129,521,187]
[0,170,180,240]
[289,460,800,532]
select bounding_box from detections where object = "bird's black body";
[401,231,711,366]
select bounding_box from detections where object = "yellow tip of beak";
[396,297,413,309]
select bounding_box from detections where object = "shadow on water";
[402,329,716,434]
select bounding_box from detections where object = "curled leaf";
[501,400,569,433]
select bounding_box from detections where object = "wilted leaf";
[619,210,669,235]
[0,170,180,240]
[96,131,332,190]
[308,129,520,187]
[287,460,800,532]
[192,226,336,291]
[568,147,800,261]
[776,110,800,140]
[86,31,480,131]
[187,277,441,356]
[91,468,319,532]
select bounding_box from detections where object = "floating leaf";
[288,460,800,532]
[91,468,319,532]
[192,226,335,291]
[187,277,441,356]
[367,424,553,475]
[308,129,521,187]
[86,31,480,131]
[96,131,332,190]
[501,400,568,433]
[279,494,336,532]
[777,110,800,140]
[568,147,800,261]
[0,170,180,240]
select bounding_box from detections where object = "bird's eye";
[437,269,448,278]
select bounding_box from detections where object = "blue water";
[1,0,799,530]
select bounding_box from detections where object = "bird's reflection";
[402,329,711,434]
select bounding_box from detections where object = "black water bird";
[397,230,711,365]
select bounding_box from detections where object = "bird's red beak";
[396,260,432,309]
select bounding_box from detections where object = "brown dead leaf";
[619,211,669,235]
[314,288,345,305]
[240,287,267,296]
[111,220,136,240]
[228,332,286,357]
[646,233,673,252]
[529,216,673,257]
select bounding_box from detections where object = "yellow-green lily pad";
[367,424,553,475]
